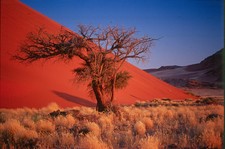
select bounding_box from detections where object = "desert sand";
[0,0,195,108]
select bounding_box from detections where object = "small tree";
[14,25,153,112]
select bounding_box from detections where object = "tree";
[14,25,153,112]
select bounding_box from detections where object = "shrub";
[14,128,38,148]
[142,118,154,130]
[79,134,109,149]
[201,126,222,148]
[22,118,36,130]
[0,119,38,148]
[40,102,60,114]
[38,132,58,148]
[196,97,218,105]
[138,136,159,149]
[54,114,75,128]
[85,122,101,137]
[161,98,171,102]
[134,121,146,135]
[59,132,75,148]
[36,120,55,133]
[98,114,113,131]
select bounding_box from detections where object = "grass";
[0,98,224,149]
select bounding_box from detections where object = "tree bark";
[92,80,107,112]
[110,74,117,103]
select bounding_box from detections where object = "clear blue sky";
[21,0,223,69]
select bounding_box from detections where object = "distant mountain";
[144,49,224,88]
[145,65,182,73]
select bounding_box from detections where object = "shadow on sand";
[52,90,95,107]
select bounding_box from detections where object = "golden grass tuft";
[142,117,154,130]
[134,121,146,135]
[85,122,101,137]
[54,114,76,128]
[59,132,75,148]
[138,136,159,149]
[36,120,55,133]
[0,101,223,148]
[79,134,109,149]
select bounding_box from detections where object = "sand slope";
[0,0,195,108]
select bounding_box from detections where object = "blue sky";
[21,0,223,69]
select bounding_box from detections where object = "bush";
[36,120,55,133]
[134,121,146,136]
[196,97,219,105]
[79,134,109,149]
[138,136,159,149]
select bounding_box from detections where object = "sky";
[21,0,223,69]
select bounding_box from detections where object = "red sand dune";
[0,0,195,108]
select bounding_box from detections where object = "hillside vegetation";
[0,98,224,149]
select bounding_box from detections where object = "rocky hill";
[145,49,224,88]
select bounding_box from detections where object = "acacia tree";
[14,25,153,112]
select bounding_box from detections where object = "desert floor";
[0,93,223,149]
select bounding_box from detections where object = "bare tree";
[14,25,153,112]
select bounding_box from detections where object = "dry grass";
[0,98,224,148]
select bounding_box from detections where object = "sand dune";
[0,0,195,108]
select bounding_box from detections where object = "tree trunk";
[110,74,116,102]
[92,80,107,112]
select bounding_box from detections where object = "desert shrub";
[0,124,4,148]
[111,130,133,148]
[136,136,159,149]
[98,114,114,135]
[78,134,109,149]
[0,112,6,123]
[54,114,76,128]
[36,119,55,134]
[134,121,146,136]
[40,102,60,114]
[205,113,222,122]
[38,132,59,148]
[142,117,154,130]
[129,107,145,121]
[85,122,101,137]
[79,107,96,115]
[201,124,222,148]
[0,119,24,146]
[98,114,113,131]
[0,119,38,148]
[177,134,189,148]
[134,101,149,107]
[22,118,36,130]
[49,110,68,118]
[161,98,171,102]
[196,97,219,105]
[59,132,75,148]
[166,109,174,119]
[31,113,43,123]
[14,128,38,148]
[184,98,193,102]
[0,100,223,148]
